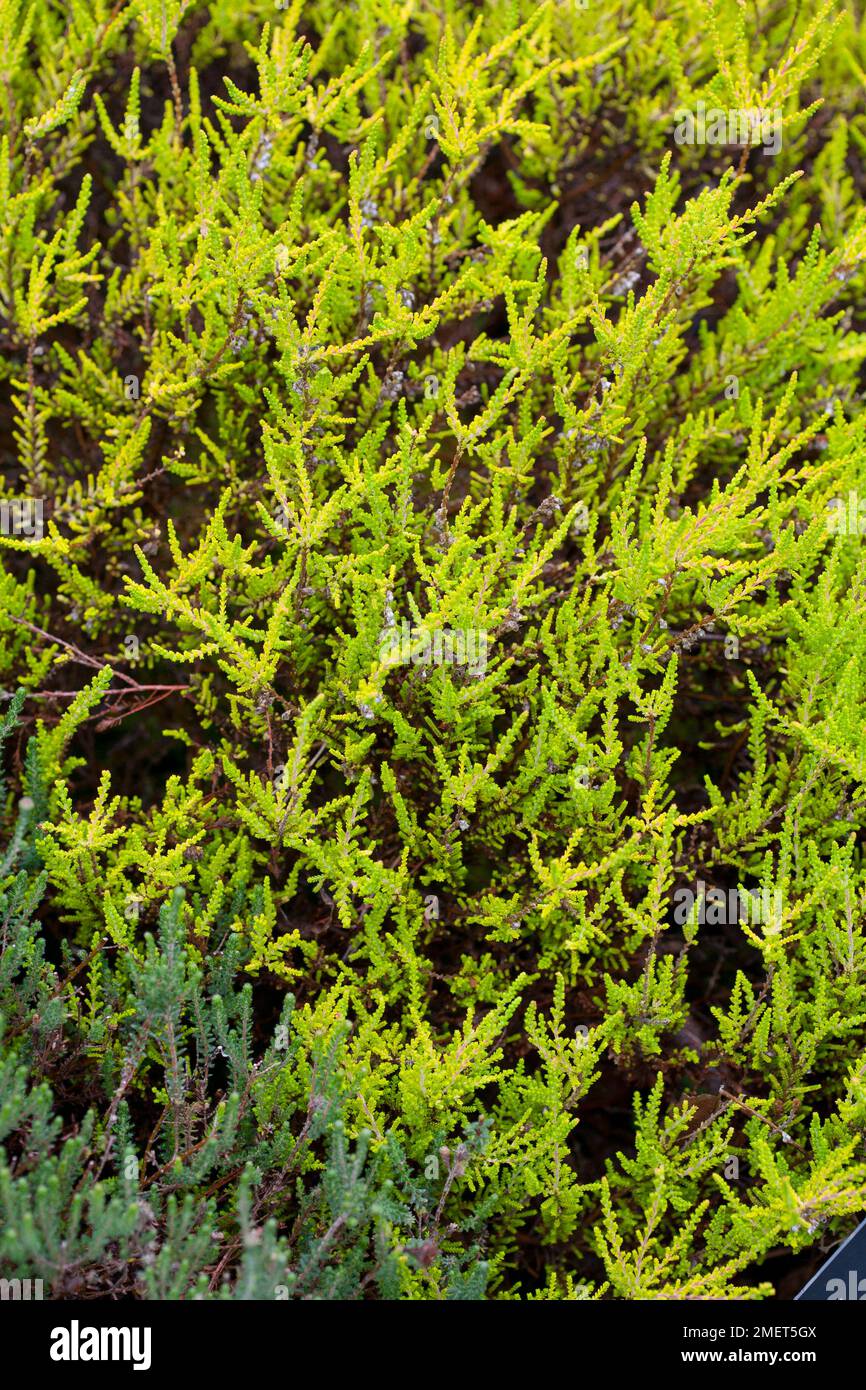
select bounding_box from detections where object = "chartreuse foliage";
[1,0,866,1300]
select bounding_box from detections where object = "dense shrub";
[1,0,866,1300]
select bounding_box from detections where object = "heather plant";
[1,0,866,1301]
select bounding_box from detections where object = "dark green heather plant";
[1,0,866,1300]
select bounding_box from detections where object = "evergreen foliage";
[1,0,865,1299]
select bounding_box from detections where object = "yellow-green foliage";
[1,0,866,1300]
